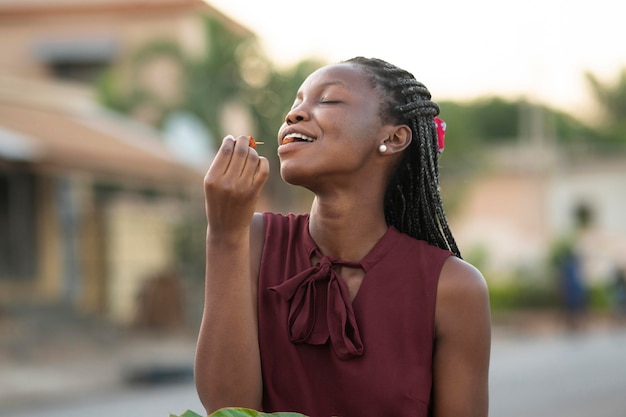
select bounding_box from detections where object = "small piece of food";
[248,136,264,149]
[282,132,315,145]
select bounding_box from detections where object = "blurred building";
[451,138,626,284]
[0,0,250,82]
[0,0,252,324]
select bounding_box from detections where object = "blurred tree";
[585,68,626,149]
[98,16,250,135]
[438,95,604,170]
[96,15,319,204]
[435,95,604,217]
[586,68,626,125]
[96,15,324,281]
[243,58,326,206]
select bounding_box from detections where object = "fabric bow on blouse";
[269,254,364,360]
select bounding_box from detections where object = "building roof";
[0,0,253,37]
[0,75,204,188]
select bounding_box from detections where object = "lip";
[277,139,314,157]
[278,127,317,146]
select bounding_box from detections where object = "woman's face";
[277,63,392,189]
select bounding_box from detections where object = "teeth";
[284,132,315,143]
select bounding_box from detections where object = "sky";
[207,0,626,120]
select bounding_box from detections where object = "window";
[0,169,37,280]
[34,37,117,83]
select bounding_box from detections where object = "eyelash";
[289,98,340,110]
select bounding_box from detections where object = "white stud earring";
[378,143,388,153]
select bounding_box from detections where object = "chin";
[279,165,313,188]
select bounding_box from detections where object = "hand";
[203,135,270,236]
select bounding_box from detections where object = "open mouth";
[282,132,316,144]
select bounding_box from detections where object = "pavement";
[0,305,198,415]
[0,305,623,415]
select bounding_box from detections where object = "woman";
[195,57,491,417]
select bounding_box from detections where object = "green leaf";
[209,408,257,417]
[169,407,308,417]
[170,411,204,417]
[209,408,307,417]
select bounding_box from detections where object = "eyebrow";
[319,81,346,88]
[297,80,348,97]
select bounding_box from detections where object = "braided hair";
[344,57,461,257]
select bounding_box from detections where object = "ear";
[381,124,412,154]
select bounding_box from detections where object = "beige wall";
[451,172,550,275]
[105,195,179,324]
[450,160,626,283]
[36,175,63,302]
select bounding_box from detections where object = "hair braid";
[344,57,461,257]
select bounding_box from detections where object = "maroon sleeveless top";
[258,213,452,417]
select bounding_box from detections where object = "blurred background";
[0,0,624,416]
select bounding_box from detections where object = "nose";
[284,106,309,125]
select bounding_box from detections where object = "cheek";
[343,106,384,138]
[326,115,371,144]
[343,118,382,149]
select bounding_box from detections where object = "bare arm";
[194,135,270,413]
[432,256,491,417]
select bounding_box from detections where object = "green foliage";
[488,280,559,311]
[436,101,485,173]
[94,11,626,208]
[171,411,204,417]
[488,279,612,312]
[183,16,252,136]
[95,15,321,207]
[584,68,626,151]
[173,216,207,281]
[440,96,601,144]
[246,58,326,146]
[462,244,490,273]
[438,97,520,145]
[587,284,611,310]
[585,68,626,125]
[244,58,326,205]
[96,69,132,113]
[469,97,521,141]
[437,93,620,175]
[96,15,252,136]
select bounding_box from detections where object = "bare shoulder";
[439,256,488,297]
[436,256,491,335]
[432,256,491,416]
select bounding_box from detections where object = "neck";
[308,193,388,262]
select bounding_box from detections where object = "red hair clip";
[434,117,446,153]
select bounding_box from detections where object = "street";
[4,383,204,417]
[5,328,626,417]
[490,327,626,417]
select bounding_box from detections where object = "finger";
[252,156,270,186]
[229,135,252,177]
[241,145,260,179]
[207,135,236,176]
